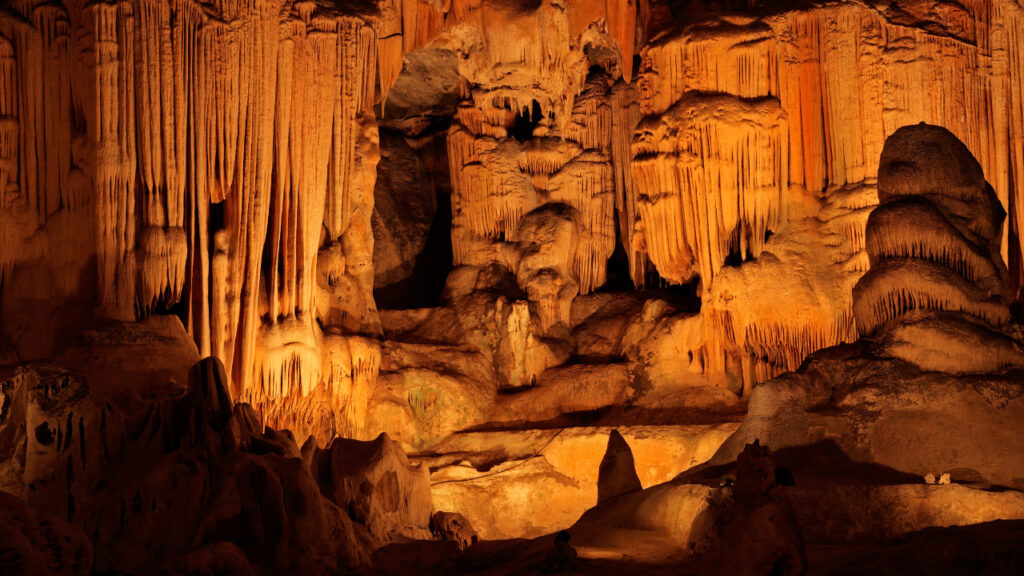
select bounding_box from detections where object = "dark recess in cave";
[602,238,636,292]
[509,100,543,142]
[373,189,453,309]
[599,221,701,313]
[373,135,454,310]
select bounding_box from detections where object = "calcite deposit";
[1,0,1024,574]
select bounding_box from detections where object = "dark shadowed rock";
[0,489,92,576]
[429,511,478,550]
[310,432,432,544]
[597,429,642,503]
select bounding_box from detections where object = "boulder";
[429,511,478,550]
[309,432,432,544]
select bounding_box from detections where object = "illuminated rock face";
[445,75,617,335]
[3,0,1024,447]
[597,429,643,503]
[711,126,1024,490]
[3,0,1024,568]
[0,0,383,444]
[634,2,1024,390]
[854,123,1024,372]
[540,131,1024,574]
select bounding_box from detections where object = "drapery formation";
[633,2,1024,388]
[0,0,383,441]
[3,0,1024,422]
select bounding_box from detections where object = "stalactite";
[256,333,381,444]
[610,81,648,287]
[401,0,444,55]
[632,93,787,286]
[547,152,615,294]
[633,2,1024,393]
[246,6,383,434]
[447,107,535,269]
[995,2,1024,294]
[0,0,384,443]
[377,0,404,113]
[133,0,187,312]
[84,1,137,321]
[637,3,1021,227]
[0,2,73,234]
[447,71,617,298]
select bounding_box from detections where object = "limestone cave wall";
[2,0,1024,446]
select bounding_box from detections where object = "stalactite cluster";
[3,0,1024,463]
[373,0,643,120]
[0,0,384,443]
[446,70,623,328]
[637,6,1021,203]
[0,0,654,446]
[630,2,1024,390]
[631,93,788,286]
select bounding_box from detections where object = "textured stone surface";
[2,0,1024,573]
[0,323,437,574]
[0,489,92,576]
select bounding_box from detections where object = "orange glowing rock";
[3,0,1024,570]
[854,123,1024,373]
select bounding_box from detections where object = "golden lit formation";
[0,0,1023,574]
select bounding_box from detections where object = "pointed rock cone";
[597,429,642,503]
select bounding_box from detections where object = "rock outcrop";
[308,432,432,544]
[634,1,1024,393]
[429,511,478,551]
[0,489,92,576]
[0,0,384,447]
[711,126,1024,488]
[854,123,1024,373]
[596,429,642,503]
[0,321,436,574]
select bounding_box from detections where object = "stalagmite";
[610,81,650,286]
[853,123,1024,372]
[597,429,643,503]
[631,2,1024,391]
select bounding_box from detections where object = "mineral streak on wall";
[633,1,1024,388]
[0,0,385,443]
